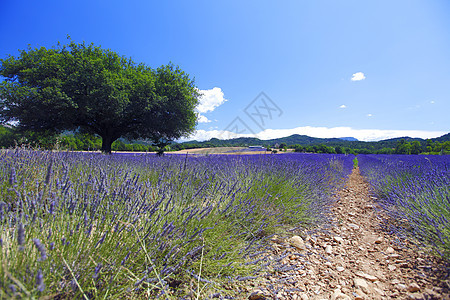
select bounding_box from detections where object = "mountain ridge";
[179,133,450,150]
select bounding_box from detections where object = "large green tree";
[0,40,199,153]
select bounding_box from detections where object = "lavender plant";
[359,154,450,259]
[0,148,353,298]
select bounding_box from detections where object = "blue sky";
[1,0,449,141]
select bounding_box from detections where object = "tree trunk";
[101,135,115,154]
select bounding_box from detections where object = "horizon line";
[181,126,448,143]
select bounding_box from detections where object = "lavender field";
[358,154,450,259]
[0,149,353,298]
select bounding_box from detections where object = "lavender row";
[358,154,450,259]
[0,149,354,298]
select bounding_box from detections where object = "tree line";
[0,126,159,152]
[289,139,450,155]
[171,139,450,155]
[1,126,449,155]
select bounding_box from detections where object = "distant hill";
[377,136,424,143]
[179,132,450,151]
[435,133,450,142]
[183,134,347,147]
[339,137,358,141]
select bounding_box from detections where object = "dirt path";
[250,168,449,299]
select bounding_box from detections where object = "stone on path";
[248,289,269,300]
[333,236,344,243]
[407,293,424,300]
[375,236,383,244]
[289,236,306,251]
[355,271,378,282]
[347,223,360,230]
[407,283,420,293]
[386,246,395,254]
[331,289,351,300]
[374,287,385,296]
[353,278,369,294]
[353,291,365,300]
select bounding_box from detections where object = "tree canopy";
[0,40,200,153]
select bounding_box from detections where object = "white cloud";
[196,87,227,124]
[430,100,435,104]
[351,72,366,81]
[181,126,446,142]
[367,113,373,117]
[197,115,211,123]
[339,105,346,109]
[196,87,227,113]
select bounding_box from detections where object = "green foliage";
[411,141,422,155]
[292,144,303,152]
[0,39,199,154]
[335,146,344,154]
[376,147,394,154]
[59,132,102,151]
[395,139,412,154]
[353,157,358,168]
[0,126,62,150]
[0,126,16,148]
[314,144,336,154]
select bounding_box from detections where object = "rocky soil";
[248,168,449,300]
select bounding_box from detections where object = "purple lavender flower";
[93,263,103,279]
[44,160,53,185]
[9,166,16,186]
[33,239,47,261]
[17,222,25,250]
[36,269,45,292]
[95,231,108,248]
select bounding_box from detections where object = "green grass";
[353,157,358,168]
